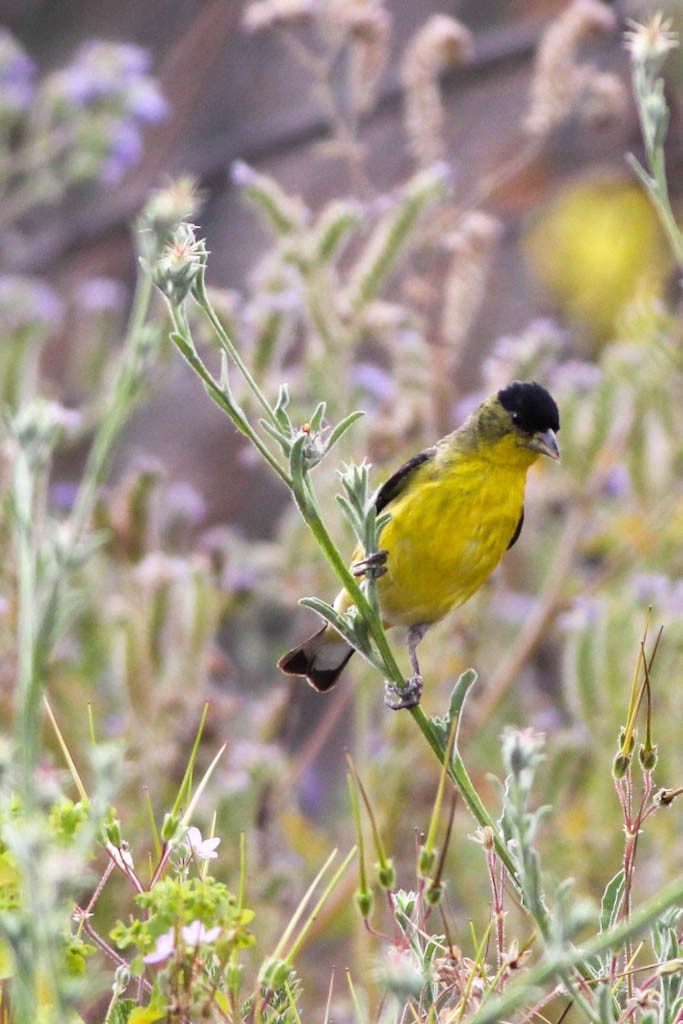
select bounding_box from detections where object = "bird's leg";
[384,622,431,710]
[351,549,388,580]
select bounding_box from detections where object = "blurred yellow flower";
[524,177,673,343]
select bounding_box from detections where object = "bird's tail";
[278,625,354,691]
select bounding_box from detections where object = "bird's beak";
[527,428,560,461]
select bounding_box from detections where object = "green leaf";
[599,869,625,935]
[273,384,291,429]
[376,511,392,533]
[108,999,137,1024]
[289,433,309,506]
[325,410,364,452]
[335,494,363,539]
[0,938,15,980]
[447,669,478,722]
[260,418,292,456]
[129,1006,166,1024]
[309,401,327,433]
[299,596,342,626]
[170,331,195,360]
[0,852,20,888]
[428,670,478,752]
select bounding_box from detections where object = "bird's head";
[476,381,560,466]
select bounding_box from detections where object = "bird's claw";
[384,675,423,711]
[352,549,388,581]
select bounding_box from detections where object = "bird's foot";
[384,675,423,711]
[352,549,388,581]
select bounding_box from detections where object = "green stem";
[409,704,522,890]
[470,871,683,1024]
[193,273,282,431]
[631,64,683,271]
[69,261,154,540]
[14,449,39,800]
[298,476,523,889]
[184,275,526,907]
[169,304,291,488]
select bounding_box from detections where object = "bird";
[278,380,560,708]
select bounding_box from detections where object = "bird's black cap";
[498,381,560,433]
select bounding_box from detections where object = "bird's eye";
[511,411,521,424]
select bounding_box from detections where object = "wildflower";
[74,277,127,313]
[351,362,395,403]
[42,41,167,188]
[58,42,157,108]
[0,275,64,335]
[143,927,176,965]
[138,177,201,261]
[99,120,143,184]
[153,223,207,303]
[0,29,35,115]
[186,826,220,861]
[624,15,678,72]
[181,920,221,946]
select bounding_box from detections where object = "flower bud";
[161,812,180,842]
[377,858,396,890]
[258,956,291,991]
[105,818,122,847]
[138,177,200,259]
[424,881,444,907]
[418,845,437,878]
[153,223,206,304]
[113,963,131,992]
[355,887,374,919]
[612,752,631,779]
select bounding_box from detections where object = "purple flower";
[181,920,221,946]
[110,42,152,76]
[62,42,150,105]
[186,826,220,861]
[351,362,395,402]
[0,30,35,113]
[143,928,176,965]
[601,463,631,500]
[631,573,683,614]
[164,482,207,527]
[100,121,142,183]
[0,275,64,333]
[127,78,168,124]
[74,276,127,312]
[48,42,167,185]
[49,481,80,512]
[549,359,602,395]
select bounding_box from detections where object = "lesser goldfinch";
[279,380,560,707]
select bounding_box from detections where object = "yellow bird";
[278,381,560,707]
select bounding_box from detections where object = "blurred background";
[4,0,670,522]
[2,0,683,1017]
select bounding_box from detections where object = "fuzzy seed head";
[525,0,617,137]
[402,15,474,166]
[624,14,679,70]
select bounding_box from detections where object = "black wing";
[507,508,524,550]
[375,448,437,514]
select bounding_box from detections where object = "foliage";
[1,6,683,1024]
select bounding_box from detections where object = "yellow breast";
[375,455,528,628]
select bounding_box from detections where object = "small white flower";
[181,920,221,946]
[186,826,221,860]
[625,15,678,68]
